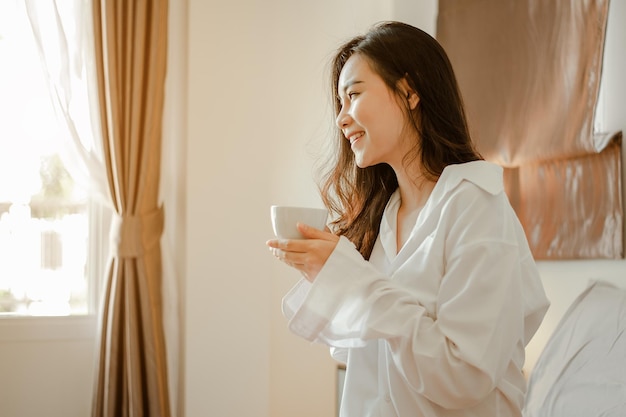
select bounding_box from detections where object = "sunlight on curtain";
[23,0,107,199]
[12,1,178,413]
[0,0,102,316]
[91,0,171,415]
[437,0,621,259]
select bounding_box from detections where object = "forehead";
[338,54,377,89]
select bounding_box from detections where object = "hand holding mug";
[267,206,339,282]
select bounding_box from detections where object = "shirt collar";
[432,160,504,202]
[378,160,503,261]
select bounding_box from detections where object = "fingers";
[297,223,339,242]
[297,223,322,239]
[269,246,305,266]
[266,239,303,270]
[266,238,305,253]
[267,241,314,279]
[265,224,338,249]
[266,239,295,262]
[266,228,339,283]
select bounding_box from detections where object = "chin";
[355,159,369,169]
[353,153,367,168]
[354,156,376,169]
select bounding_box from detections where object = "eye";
[347,91,359,100]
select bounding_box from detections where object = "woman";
[266,21,549,417]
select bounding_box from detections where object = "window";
[0,0,106,317]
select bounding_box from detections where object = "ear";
[397,76,420,110]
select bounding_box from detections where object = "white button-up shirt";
[282,161,550,417]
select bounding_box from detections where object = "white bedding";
[523,280,626,416]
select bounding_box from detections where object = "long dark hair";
[319,21,482,259]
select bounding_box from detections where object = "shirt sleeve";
[282,187,546,409]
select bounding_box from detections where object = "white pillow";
[523,281,626,417]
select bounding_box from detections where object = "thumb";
[297,222,328,239]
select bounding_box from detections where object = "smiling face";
[336,54,416,170]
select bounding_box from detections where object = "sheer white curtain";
[23,0,107,201]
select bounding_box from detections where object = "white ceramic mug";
[270,205,328,239]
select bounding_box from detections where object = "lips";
[348,132,364,146]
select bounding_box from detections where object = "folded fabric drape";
[505,133,622,259]
[437,0,622,259]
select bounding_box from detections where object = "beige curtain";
[437,0,622,259]
[91,0,171,416]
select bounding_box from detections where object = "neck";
[394,166,436,212]
[394,167,436,254]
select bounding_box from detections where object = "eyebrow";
[341,80,364,94]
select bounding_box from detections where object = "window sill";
[0,314,97,342]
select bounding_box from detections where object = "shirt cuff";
[281,236,375,347]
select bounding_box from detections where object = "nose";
[335,106,350,130]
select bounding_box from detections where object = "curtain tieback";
[110,205,165,258]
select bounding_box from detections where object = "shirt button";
[384,393,392,402]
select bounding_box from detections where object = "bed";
[523,280,626,416]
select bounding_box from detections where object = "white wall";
[184,1,437,416]
[266,3,439,417]
[0,317,95,417]
[160,0,188,415]
[184,1,271,414]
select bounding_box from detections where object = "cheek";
[351,98,377,126]
[352,97,406,144]
[382,105,409,138]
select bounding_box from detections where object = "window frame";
[0,0,108,327]
[0,197,110,340]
